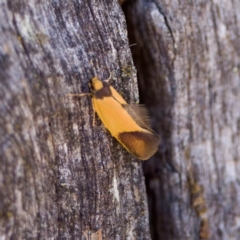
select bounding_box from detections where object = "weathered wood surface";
[0,1,151,239]
[124,0,240,239]
[2,0,240,239]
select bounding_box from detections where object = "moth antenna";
[104,71,113,83]
[129,43,137,48]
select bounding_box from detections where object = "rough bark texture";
[2,0,240,239]
[123,0,240,239]
[0,1,151,239]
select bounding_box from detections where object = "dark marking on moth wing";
[94,84,112,99]
[89,81,112,99]
[118,131,160,160]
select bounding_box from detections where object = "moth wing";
[92,84,160,160]
[92,97,143,136]
[109,84,150,129]
[118,131,160,160]
[123,104,151,130]
[109,86,127,104]
[109,84,151,127]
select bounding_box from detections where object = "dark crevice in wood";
[152,0,177,62]
[122,1,177,239]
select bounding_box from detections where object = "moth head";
[88,77,104,93]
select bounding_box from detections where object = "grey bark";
[0,1,150,239]
[123,0,240,239]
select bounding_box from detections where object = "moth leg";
[92,111,96,127]
[67,93,94,126]
[91,98,96,127]
[101,125,108,133]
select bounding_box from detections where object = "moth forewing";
[109,86,127,104]
[122,104,152,130]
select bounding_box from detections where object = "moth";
[68,76,160,160]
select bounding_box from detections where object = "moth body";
[87,77,160,160]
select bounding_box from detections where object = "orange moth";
[68,76,160,160]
